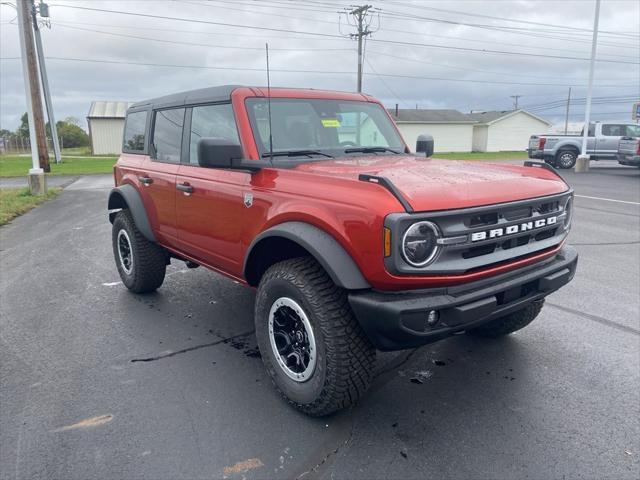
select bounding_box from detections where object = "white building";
[467,110,552,152]
[87,101,132,155]
[388,109,476,153]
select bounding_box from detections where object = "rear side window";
[602,124,624,136]
[123,111,147,152]
[188,104,239,164]
[152,108,185,163]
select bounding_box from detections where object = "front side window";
[189,104,239,164]
[152,108,185,163]
[624,124,640,137]
[245,98,405,161]
[123,111,147,152]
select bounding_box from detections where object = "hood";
[294,155,569,212]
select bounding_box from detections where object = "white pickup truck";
[528,122,640,169]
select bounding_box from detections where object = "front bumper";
[348,246,578,351]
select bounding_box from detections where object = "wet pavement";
[1,168,638,479]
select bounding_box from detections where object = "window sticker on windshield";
[321,119,341,128]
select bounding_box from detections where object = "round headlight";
[563,196,573,230]
[402,221,440,267]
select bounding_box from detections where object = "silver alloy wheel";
[268,297,317,382]
[117,229,133,275]
[558,151,576,168]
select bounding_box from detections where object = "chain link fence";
[0,137,62,155]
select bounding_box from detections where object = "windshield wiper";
[344,147,401,154]
[261,150,334,159]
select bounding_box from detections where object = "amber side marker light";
[384,227,392,257]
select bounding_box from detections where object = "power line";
[47,3,640,64]
[48,19,349,41]
[29,16,637,62]
[366,49,636,84]
[382,1,639,38]
[2,55,637,90]
[49,3,344,38]
[366,37,639,65]
[53,23,355,52]
[379,9,640,49]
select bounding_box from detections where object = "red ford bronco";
[108,86,577,416]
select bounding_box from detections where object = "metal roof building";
[87,101,132,155]
[466,110,552,152]
[388,108,476,152]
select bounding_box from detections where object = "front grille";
[385,191,572,275]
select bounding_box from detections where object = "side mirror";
[416,134,434,157]
[197,138,243,168]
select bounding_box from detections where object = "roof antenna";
[266,43,274,165]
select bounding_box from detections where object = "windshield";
[246,98,405,160]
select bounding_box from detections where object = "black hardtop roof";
[129,85,244,111]
[127,85,371,113]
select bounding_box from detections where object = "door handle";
[177,182,194,194]
[138,176,153,185]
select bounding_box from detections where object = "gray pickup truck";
[528,122,640,169]
[617,136,640,167]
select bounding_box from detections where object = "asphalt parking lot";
[1,161,638,480]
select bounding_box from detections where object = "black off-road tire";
[555,149,578,169]
[112,210,166,293]
[469,300,544,338]
[255,257,376,417]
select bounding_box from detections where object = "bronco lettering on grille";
[470,216,558,242]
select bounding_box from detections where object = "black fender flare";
[107,184,156,242]
[244,222,371,290]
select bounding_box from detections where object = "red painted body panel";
[114,87,570,292]
[176,164,248,275]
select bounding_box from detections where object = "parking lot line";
[575,194,640,206]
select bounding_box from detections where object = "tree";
[0,128,14,139]
[17,112,30,138]
[15,112,90,148]
[55,120,90,148]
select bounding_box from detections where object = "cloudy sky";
[1,0,638,132]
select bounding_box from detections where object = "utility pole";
[16,0,47,193]
[510,95,523,110]
[32,1,61,164]
[18,0,50,175]
[348,5,373,93]
[564,87,572,135]
[576,0,600,173]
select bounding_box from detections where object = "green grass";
[59,146,115,157]
[434,151,528,160]
[0,187,62,226]
[60,146,91,156]
[0,155,116,177]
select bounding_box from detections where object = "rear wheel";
[469,300,544,338]
[112,210,166,293]
[255,257,376,417]
[556,149,578,169]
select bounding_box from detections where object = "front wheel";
[469,300,544,338]
[255,257,376,416]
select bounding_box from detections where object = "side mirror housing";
[416,134,434,157]
[197,138,243,168]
